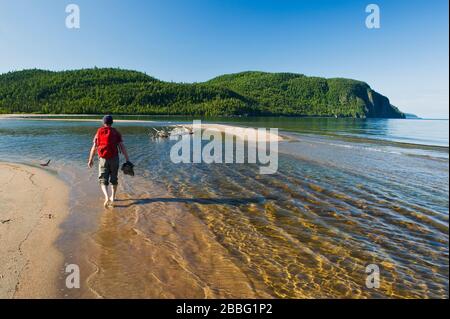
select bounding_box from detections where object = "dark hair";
[103,115,113,125]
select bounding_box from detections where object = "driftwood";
[150,125,193,139]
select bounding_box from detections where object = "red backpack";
[96,127,122,159]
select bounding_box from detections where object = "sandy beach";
[0,162,69,298]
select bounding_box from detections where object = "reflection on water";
[0,118,448,298]
[219,117,449,147]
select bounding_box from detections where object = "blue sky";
[0,0,448,118]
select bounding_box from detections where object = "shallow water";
[10,116,448,147]
[0,118,448,298]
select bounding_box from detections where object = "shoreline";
[1,114,447,148]
[5,113,446,120]
[0,162,69,298]
[0,115,285,142]
[0,114,157,123]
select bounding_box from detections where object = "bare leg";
[110,184,118,206]
[101,184,110,208]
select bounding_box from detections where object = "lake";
[0,117,448,298]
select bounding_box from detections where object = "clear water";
[10,116,448,146]
[0,117,448,298]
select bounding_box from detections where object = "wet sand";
[57,170,272,298]
[87,193,271,298]
[0,162,69,298]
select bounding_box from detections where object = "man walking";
[88,115,130,207]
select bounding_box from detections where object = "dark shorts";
[98,156,119,186]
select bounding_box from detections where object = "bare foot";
[104,198,110,208]
[109,197,115,207]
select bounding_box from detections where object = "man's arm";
[88,143,97,168]
[119,142,130,162]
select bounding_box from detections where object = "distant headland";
[0,68,404,118]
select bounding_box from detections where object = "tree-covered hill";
[207,71,404,118]
[0,68,404,118]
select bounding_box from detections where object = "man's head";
[103,115,113,126]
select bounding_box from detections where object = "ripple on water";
[0,120,448,298]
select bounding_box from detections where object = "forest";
[0,68,404,118]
